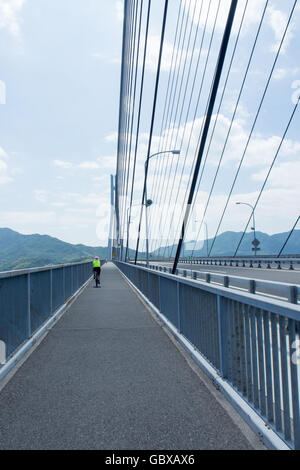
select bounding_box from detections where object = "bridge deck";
[0,263,263,450]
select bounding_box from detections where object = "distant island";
[0,227,299,272]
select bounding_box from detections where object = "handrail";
[0,259,107,279]
[115,261,300,450]
[133,261,300,304]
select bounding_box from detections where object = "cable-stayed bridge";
[0,0,299,451]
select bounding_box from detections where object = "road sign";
[252,238,260,248]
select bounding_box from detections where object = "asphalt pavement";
[0,263,264,450]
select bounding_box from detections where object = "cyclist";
[92,256,101,287]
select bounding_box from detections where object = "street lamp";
[145,150,180,268]
[236,202,259,255]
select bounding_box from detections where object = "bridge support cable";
[115,0,131,259]
[134,0,170,264]
[208,0,298,258]
[147,1,190,234]
[277,216,300,258]
[125,0,151,262]
[150,0,215,256]
[234,98,299,257]
[156,0,222,257]
[155,0,228,259]
[171,0,238,274]
[146,0,184,211]
[120,0,139,254]
[121,0,145,260]
[190,0,268,256]
[147,0,202,253]
[153,0,195,196]
[138,0,185,258]
[118,0,138,259]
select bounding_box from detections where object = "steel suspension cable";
[116,0,133,253]
[191,0,268,255]
[120,0,139,241]
[119,0,137,243]
[158,0,219,257]
[125,0,152,261]
[146,0,184,215]
[161,0,222,257]
[149,0,211,255]
[148,0,191,218]
[149,0,198,237]
[172,0,239,273]
[208,0,298,257]
[134,0,170,263]
[234,97,299,256]
[121,0,144,256]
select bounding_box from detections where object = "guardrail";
[137,263,300,305]
[116,261,300,450]
[0,260,105,364]
[180,257,300,270]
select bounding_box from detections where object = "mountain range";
[152,230,300,258]
[0,227,299,272]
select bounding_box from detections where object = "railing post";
[289,319,300,450]
[27,273,31,338]
[50,269,53,314]
[63,266,66,301]
[288,286,297,304]
[177,281,181,333]
[217,295,228,379]
[158,275,162,313]
[249,280,256,294]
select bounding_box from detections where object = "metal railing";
[0,260,103,363]
[133,262,300,305]
[180,256,300,271]
[116,261,300,450]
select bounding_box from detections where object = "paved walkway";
[0,263,263,450]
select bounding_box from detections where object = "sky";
[0,0,299,251]
[0,0,123,246]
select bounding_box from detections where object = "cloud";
[183,0,266,37]
[51,202,69,208]
[34,190,48,203]
[53,156,115,172]
[0,211,56,228]
[273,67,300,80]
[53,159,73,169]
[0,146,13,183]
[78,161,101,170]
[252,160,300,189]
[183,1,296,55]
[267,5,295,53]
[115,1,123,22]
[0,0,26,37]
[105,132,118,143]
[91,52,121,65]
[78,155,116,171]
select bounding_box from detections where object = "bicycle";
[93,269,101,288]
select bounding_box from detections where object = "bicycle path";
[0,263,263,449]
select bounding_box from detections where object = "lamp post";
[236,202,259,255]
[145,150,180,268]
